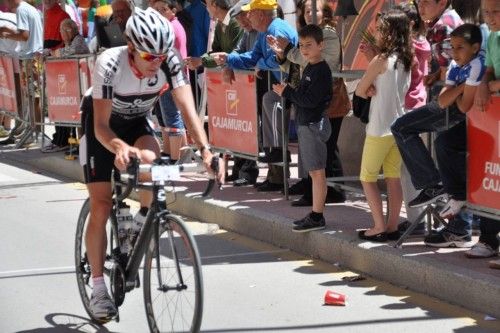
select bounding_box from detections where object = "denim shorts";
[158,90,185,136]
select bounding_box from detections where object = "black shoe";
[234,178,255,186]
[358,230,387,242]
[287,179,307,195]
[257,181,283,192]
[386,230,401,241]
[258,149,291,163]
[291,196,312,207]
[325,193,346,203]
[424,229,473,248]
[292,215,326,233]
[226,174,239,182]
[408,185,447,207]
[0,137,15,145]
[397,220,426,236]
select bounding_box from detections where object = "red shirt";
[44,4,70,49]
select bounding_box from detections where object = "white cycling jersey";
[92,46,189,121]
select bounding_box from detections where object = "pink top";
[405,36,431,110]
[169,17,187,59]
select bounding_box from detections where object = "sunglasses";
[137,50,167,63]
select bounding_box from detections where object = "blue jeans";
[391,102,465,196]
[159,91,185,136]
[391,102,470,235]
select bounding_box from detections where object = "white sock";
[93,276,107,295]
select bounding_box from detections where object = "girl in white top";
[355,10,412,242]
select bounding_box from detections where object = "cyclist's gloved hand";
[114,143,142,171]
[201,150,225,185]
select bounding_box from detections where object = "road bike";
[75,156,218,332]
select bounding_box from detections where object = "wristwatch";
[199,144,211,154]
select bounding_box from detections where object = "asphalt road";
[1,158,499,333]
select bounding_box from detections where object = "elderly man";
[213,0,298,192]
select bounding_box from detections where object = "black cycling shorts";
[81,95,156,183]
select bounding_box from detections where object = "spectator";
[419,0,463,96]
[392,24,485,248]
[397,0,465,236]
[0,0,43,146]
[58,18,90,56]
[186,0,250,185]
[86,0,99,43]
[185,0,243,70]
[0,10,18,139]
[355,10,412,242]
[212,0,298,192]
[185,0,210,58]
[394,1,432,233]
[41,0,73,153]
[268,0,346,205]
[90,0,131,52]
[152,0,189,163]
[0,0,43,59]
[273,24,332,233]
[185,0,210,102]
[43,0,70,50]
[217,0,266,186]
[171,0,193,54]
[468,0,500,268]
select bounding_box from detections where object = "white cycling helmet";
[125,7,174,55]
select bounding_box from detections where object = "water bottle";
[129,210,146,249]
[116,204,133,254]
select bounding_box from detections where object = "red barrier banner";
[467,96,500,213]
[207,70,258,156]
[0,56,18,116]
[46,59,81,124]
[79,56,95,92]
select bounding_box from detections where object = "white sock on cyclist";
[93,276,107,295]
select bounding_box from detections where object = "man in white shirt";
[0,10,19,138]
[0,0,43,58]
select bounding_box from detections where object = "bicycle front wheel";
[143,214,203,333]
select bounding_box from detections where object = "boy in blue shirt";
[273,24,332,232]
[392,23,486,247]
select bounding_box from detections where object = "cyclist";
[80,7,223,322]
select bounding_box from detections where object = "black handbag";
[352,92,371,124]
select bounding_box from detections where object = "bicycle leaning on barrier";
[75,155,219,332]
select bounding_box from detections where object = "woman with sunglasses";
[79,7,224,323]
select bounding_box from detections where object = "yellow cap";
[241,0,277,11]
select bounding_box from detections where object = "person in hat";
[212,0,298,192]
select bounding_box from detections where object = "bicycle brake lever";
[201,156,221,197]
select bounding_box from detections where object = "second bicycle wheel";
[143,214,203,333]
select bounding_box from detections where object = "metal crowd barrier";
[0,53,95,149]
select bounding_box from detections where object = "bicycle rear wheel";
[74,198,118,322]
[143,214,203,333]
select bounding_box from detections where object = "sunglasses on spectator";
[137,50,167,63]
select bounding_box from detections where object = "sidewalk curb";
[4,150,500,319]
[168,192,500,319]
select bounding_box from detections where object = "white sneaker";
[89,291,118,322]
[439,199,466,219]
[464,242,498,258]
